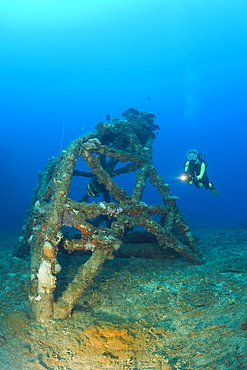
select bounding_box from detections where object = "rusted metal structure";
[18,108,204,322]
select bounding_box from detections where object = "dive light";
[180,172,192,183]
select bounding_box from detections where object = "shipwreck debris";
[17,108,205,322]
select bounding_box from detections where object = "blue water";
[1,0,246,232]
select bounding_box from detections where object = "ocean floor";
[0,225,246,370]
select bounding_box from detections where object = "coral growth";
[17,108,204,322]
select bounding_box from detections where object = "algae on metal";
[17,108,204,322]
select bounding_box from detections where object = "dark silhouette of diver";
[181,149,219,195]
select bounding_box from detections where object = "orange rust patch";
[90,240,98,245]
[130,210,139,214]
[83,325,133,352]
[75,224,89,234]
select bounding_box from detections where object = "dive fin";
[210,188,220,196]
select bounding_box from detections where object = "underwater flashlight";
[180,172,192,183]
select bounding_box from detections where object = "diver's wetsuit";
[185,160,210,189]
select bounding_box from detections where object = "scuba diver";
[181,149,219,195]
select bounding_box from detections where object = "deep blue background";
[1,0,246,232]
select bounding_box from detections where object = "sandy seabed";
[0,225,246,370]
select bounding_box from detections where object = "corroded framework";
[18,108,204,322]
